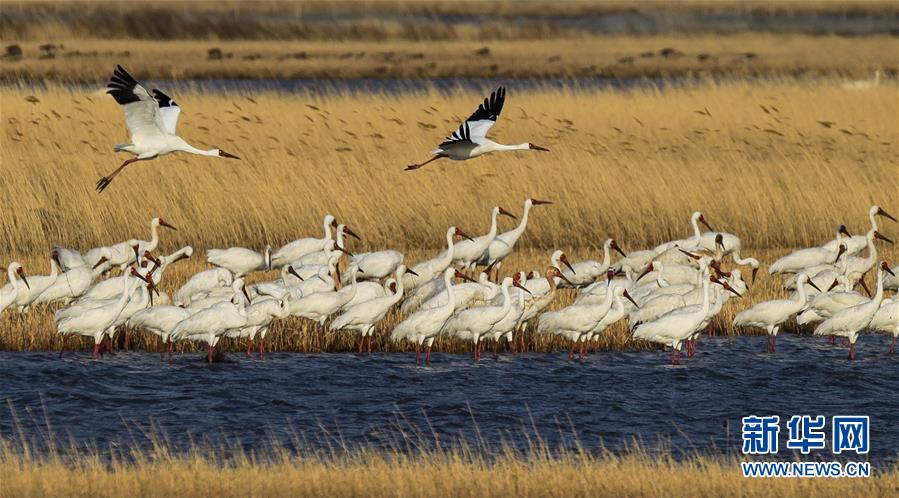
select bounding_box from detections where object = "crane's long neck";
[690,215,702,242]
[863,233,877,265]
[795,279,810,305]
[441,273,456,317]
[869,209,879,233]
[487,141,530,152]
[148,223,159,249]
[390,277,406,305]
[487,211,499,238]
[873,268,885,305]
[499,283,512,316]
[6,265,19,294]
[324,218,334,240]
[700,280,712,314]
[601,240,612,268]
[509,203,531,240]
[49,259,59,278]
[440,231,455,268]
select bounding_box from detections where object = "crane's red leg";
[258,338,265,360]
[59,335,68,359]
[890,336,896,355]
[415,344,421,365]
[207,344,214,364]
[367,335,372,356]
[404,155,444,171]
[96,157,139,193]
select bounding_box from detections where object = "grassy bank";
[1,35,894,82]
[0,80,896,354]
[1,437,897,498]
[1,81,896,252]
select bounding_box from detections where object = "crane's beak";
[218,150,240,159]
[807,279,822,293]
[874,231,894,244]
[17,268,30,289]
[531,199,553,205]
[610,240,626,258]
[559,255,576,274]
[455,229,475,242]
[698,215,713,232]
[876,207,898,223]
[528,143,549,151]
[828,279,840,292]
[514,281,533,295]
[678,248,701,260]
[623,290,639,308]
[751,267,759,284]
[242,285,251,302]
[498,207,517,219]
[883,262,896,277]
[287,266,304,281]
[92,256,109,270]
[343,227,361,241]
[159,220,177,230]
[405,268,419,277]
[554,268,574,287]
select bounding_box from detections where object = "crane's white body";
[814,265,891,358]
[207,245,271,278]
[271,215,336,268]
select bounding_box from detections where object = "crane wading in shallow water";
[98,65,240,192]
[405,87,549,171]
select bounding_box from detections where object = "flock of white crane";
[1,203,896,365]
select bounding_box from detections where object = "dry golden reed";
[1,35,894,82]
[2,437,898,498]
[0,80,897,354]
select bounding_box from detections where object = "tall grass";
[2,433,897,498]
[2,81,896,252]
[4,1,897,41]
[0,80,896,353]
[1,35,894,83]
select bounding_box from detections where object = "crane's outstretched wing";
[106,65,167,143]
[151,89,181,135]
[440,86,505,147]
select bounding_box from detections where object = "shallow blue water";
[2,334,897,465]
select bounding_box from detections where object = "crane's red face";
[454,228,474,242]
[16,267,29,289]
[342,226,361,240]
[217,149,240,159]
[550,266,574,287]
[558,254,576,274]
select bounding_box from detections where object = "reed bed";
[4,1,897,41]
[0,80,897,353]
[2,434,897,498]
[1,35,894,82]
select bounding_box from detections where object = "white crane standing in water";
[405,87,548,171]
[98,65,240,192]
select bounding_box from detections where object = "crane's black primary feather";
[439,87,505,145]
[152,89,178,108]
[440,122,470,147]
[465,86,505,122]
[106,65,141,105]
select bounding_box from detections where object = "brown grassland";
[0,80,897,355]
[2,438,898,498]
[2,36,895,82]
